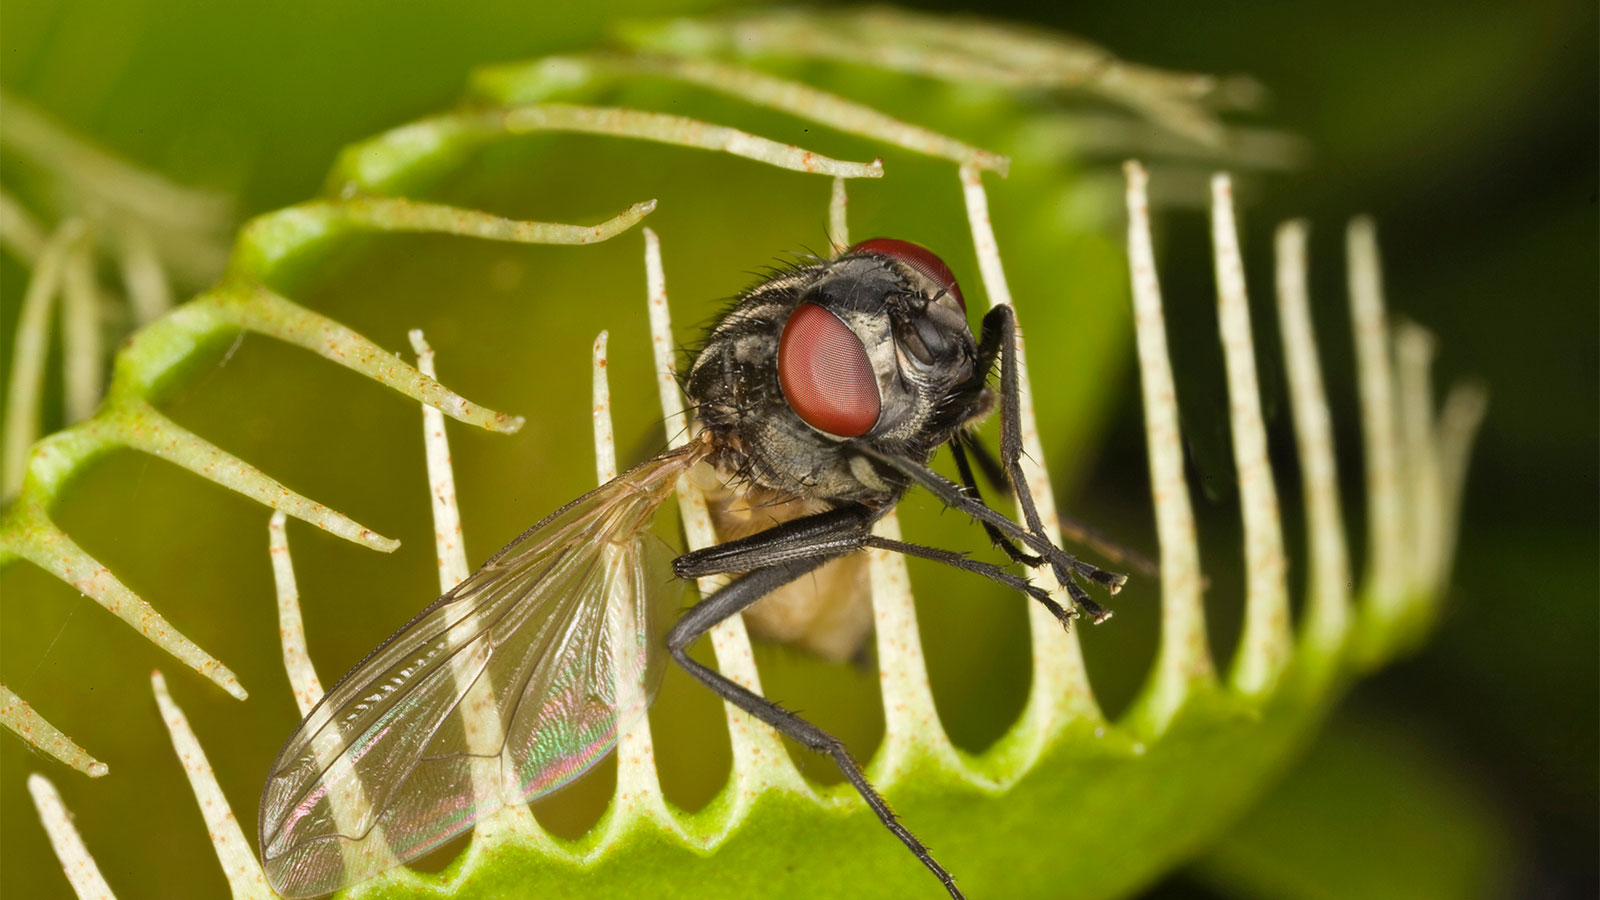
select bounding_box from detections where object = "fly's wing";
[258,449,701,898]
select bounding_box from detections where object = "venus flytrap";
[7,10,1484,899]
[33,160,1481,899]
[0,7,1251,777]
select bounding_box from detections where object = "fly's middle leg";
[673,505,1069,625]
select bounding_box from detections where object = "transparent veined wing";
[259,446,706,898]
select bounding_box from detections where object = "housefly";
[258,238,1126,899]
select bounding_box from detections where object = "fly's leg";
[859,445,1121,621]
[976,305,1125,618]
[975,303,1069,577]
[948,436,1043,566]
[672,506,871,576]
[674,506,1068,625]
[666,554,965,900]
[961,429,1159,577]
[862,535,1074,628]
[955,431,1012,496]
[977,305,1157,581]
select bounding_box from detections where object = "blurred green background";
[0,1,1593,899]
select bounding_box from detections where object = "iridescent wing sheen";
[258,449,702,898]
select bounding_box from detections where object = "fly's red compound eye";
[850,237,965,312]
[777,303,881,438]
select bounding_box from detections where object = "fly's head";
[778,239,981,456]
[689,238,982,506]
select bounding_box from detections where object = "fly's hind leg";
[666,553,965,900]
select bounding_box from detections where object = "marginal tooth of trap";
[324,196,655,246]
[591,331,618,485]
[217,285,524,436]
[637,8,1234,147]
[6,508,246,701]
[151,671,273,900]
[1274,220,1352,654]
[1346,217,1408,629]
[644,228,687,443]
[0,188,49,260]
[499,105,883,178]
[590,328,678,835]
[237,197,655,273]
[828,177,850,253]
[1210,174,1290,695]
[267,510,395,868]
[1123,161,1214,734]
[60,233,103,424]
[959,164,1101,737]
[1395,321,1443,598]
[411,330,537,840]
[410,330,472,590]
[642,228,808,798]
[3,220,85,497]
[115,223,174,325]
[268,512,323,716]
[1,686,108,778]
[0,89,234,230]
[1025,112,1307,173]
[1434,381,1488,586]
[107,397,399,553]
[847,6,1257,141]
[636,10,1031,87]
[867,509,966,781]
[27,774,117,899]
[474,53,1011,175]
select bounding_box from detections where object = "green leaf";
[1192,712,1516,900]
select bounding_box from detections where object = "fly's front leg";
[966,320,1158,577]
[665,552,965,900]
[948,436,1043,567]
[978,305,1126,617]
[861,445,1118,622]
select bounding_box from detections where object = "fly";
[258,238,1127,899]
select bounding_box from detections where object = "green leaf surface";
[1192,712,1516,900]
